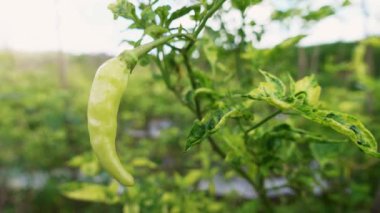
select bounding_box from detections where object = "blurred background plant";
[0,0,380,212]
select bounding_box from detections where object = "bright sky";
[0,0,379,55]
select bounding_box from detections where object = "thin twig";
[185,0,227,51]
[245,110,282,135]
[165,43,182,52]
[208,135,258,189]
[178,0,258,189]
[153,51,196,114]
[182,53,202,119]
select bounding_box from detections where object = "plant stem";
[180,0,227,118]
[182,43,259,192]
[185,0,227,51]
[182,53,202,119]
[147,0,258,199]
[245,110,282,135]
[153,51,196,114]
[256,163,274,212]
[194,0,226,38]
[131,33,192,57]
[176,0,262,193]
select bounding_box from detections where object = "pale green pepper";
[88,35,187,186]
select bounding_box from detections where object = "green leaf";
[224,130,249,166]
[193,68,213,88]
[202,35,218,75]
[183,170,203,186]
[123,203,140,213]
[67,152,100,176]
[108,0,137,21]
[310,143,342,165]
[131,157,157,169]
[303,5,335,21]
[186,107,237,150]
[248,70,291,109]
[342,0,351,7]
[166,4,201,26]
[194,87,217,98]
[294,75,321,106]
[140,5,156,25]
[296,107,378,155]
[271,8,302,21]
[138,54,152,66]
[60,182,120,204]
[123,37,143,48]
[186,121,206,150]
[144,25,168,38]
[231,0,262,11]
[128,22,142,29]
[184,87,218,106]
[248,72,379,158]
[155,5,171,25]
[260,70,286,96]
[276,35,306,49]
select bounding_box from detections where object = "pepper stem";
[132,35,175,57]
[119,33,192,71]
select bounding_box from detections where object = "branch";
[182,52,202,119]
[185,0,227,51]
[181,39,257,191]
[153,51,196,114]
[194,0,226,38]
[245,110,282,135]
[207,136,258,188]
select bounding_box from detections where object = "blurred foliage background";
[1,0,380,212]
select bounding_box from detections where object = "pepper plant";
[61,0,380,212]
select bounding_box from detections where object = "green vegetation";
[1,0,380,212]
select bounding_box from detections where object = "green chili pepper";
[88,35,187,186]
[88,57,134,186]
